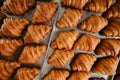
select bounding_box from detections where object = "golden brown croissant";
[89,78,105,80]
[101,19,120,37]
[0,38,23,57]
[0,60,20,80]
[92,56,118,75]
[62,0,88,9]
[1,0,36,15]
[71,53,96,72]
[24,24,52,43]
[78,14,108,33]
[0,17,29,37]
[19,45,46,64]
[57,8,84,28]
[68,71,91,80]
[32,2,58,24]
[85,0,114,13]
[95,39,120,56]
[48,49,74,67]
[73,34,100,52]
[103,0,120,19]
[51,30,78,50]
[14,67,40,80]
[43,69,69,80]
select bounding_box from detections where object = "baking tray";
[1,0,120,80]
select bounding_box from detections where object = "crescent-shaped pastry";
[32,2,58,24]
[73,34,100,52]
[68,71,91,80]
[101,19,120,37]
[95,39,120,56]
[0,38,23,57]
[48,49,74,67]
[92,56,118,75]
[57,8,84,28]
[51,30,78,50]
[85,0,114,13]
[103,0,120,19]
[71,53,96,72]
[1,0,36,15]
[14,67,40,80]
[62,0,88,9]
[0,60,20,80]
[24,24,52,43]
[43,69,69,80]
[0,17,29,37]
[78,14,108,33]
[19,45,46,64]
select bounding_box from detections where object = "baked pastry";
[85,0,114,13]
[19,45,46,64]
[73,34,100,52]
[0,60,20,80]
[32,2,58,24]
[14,67,40,80]
[57,8,84,28]
[43,69,69,80]
[0,38,23,57]
[1,0,36,15]
[0,17,29,37]
[92,56,118,75]
[78,14,108,33]
[95,39,120,56]
[103,0,120,19]
[62,0,88,9]
[101,19,120,37]
[68,71,91,80]
[48,49,74,67]
[71,53,96,72]
[24,24,52,43]
[89,78,105,80]
[51,30,78,50]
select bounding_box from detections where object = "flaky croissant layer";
[0,17,29,37]
[0,38,23,57]
[19,45,46,64]
[1,0,36,15]
[0,60,20,80]
[14,67,40,80]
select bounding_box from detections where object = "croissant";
[57,8,84,28]
[71,53,96,72]
[68,71,91,80]
[0,60,20,80]
[62,0,88,9]
[48,49,74,67]
[1,0,36,15]
[92,56,118,75]
[51,30,78,50]
[78,14,108,33]
[101,19,120,37]
[103,0,120,19]
[0,38,23,57]
[0,17,29,37]
[32,2,58,24]
[24,24,52,43]
[43,69,69,80]
[85,0,114,13]
[95,39,120,56]
[14,67,40,80]
[89,78,105,80]
[73,34,100,52]
[19,45,46,64]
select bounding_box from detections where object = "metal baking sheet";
[1,0,120,80]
